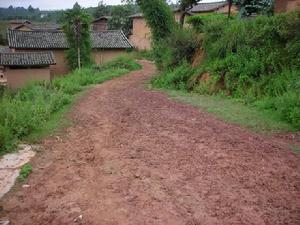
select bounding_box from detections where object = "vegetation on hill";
[0,56,141,155]
[151,10,300,130]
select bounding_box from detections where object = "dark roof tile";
[8,30,132,49]
[190,1,228,13]
[0,52,56,66]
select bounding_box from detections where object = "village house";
[274,0,300,13]
[188,1,238,14]
[0,51,55,89]
[7,29,132,76]
[129,1,238,50]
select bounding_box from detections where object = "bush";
[189,11,300,128]
[187,13,228,33]
[151,61,195,90]
[153,28,202,70]
[0,56,141,154]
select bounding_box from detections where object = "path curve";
[1,60,299,225]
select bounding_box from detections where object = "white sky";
[0,0,221,10]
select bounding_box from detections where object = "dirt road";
[1,61,299,225]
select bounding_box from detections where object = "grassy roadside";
[159,89,296,133]
[0,55,142,155]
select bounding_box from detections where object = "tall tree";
[228,0,233,18]
[63,3,92,70]
[93,1,110,18]
[123,0,175,41]
[178,0,201,28]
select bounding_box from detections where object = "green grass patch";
[0,55,141,155]
[17,163,32,182]
[290,145,300,154]
[162,89,295,133]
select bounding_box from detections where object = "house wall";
[13,49,126,77]
[275,0,300,13]
[6,67,51,89]
[92,20,108,31]
[92,49,126,64]
[129,17,151,50]
[215,4,238,14]
[14,49,69,76]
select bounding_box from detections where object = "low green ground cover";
[0,55,141,155]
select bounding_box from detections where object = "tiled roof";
[8,30,68,49]
[189,1,228,13]
[129,13,144,18]
[8,29,132,49]
[0,46,12,53]
[14,23,61,31]
[91,31,132,48]
[93,16,112,22]
[0,52,56,66]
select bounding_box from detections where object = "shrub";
[187,13,228,33]
[189,11,300,128]
[153,28,202,70]
[151,61,195,90]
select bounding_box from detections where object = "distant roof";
[9,20,32,24]
[129,13,144,18]
[7,30,132,49]
[93,16,112,22]
[189,1,228,13]
[0,52,56,66]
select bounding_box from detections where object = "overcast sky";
[0,0,220,10]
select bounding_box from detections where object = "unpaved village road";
[1,61,300,225]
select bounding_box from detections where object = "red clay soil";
[1,61,300,225]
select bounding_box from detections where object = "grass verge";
[162,89,296,133]
[0,55,141,155]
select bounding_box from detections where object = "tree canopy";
[63,3,92,70]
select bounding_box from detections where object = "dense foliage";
[136,0,176,42]
[0,56,141,155]
[233,0,274,17]
[63,3,92,70]
[153,11,300,129]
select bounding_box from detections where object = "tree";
[28,5,34,14]
[124,0,175,41]
[93,1,110,18]
[108,5,136,35]
[63,3,92,70]
[177,0,201,28]
[228,0,233,18]
[234,0,274,17]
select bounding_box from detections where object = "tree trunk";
[179,11,185,28]
[228,0,232,18]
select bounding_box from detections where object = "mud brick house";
[92,16,112,31]
[129,1,237,50]
[128,13,151,50]
[0,52,55,89]
[188,1,238,14]
[7,29,132,76]
[275,0,300,13]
